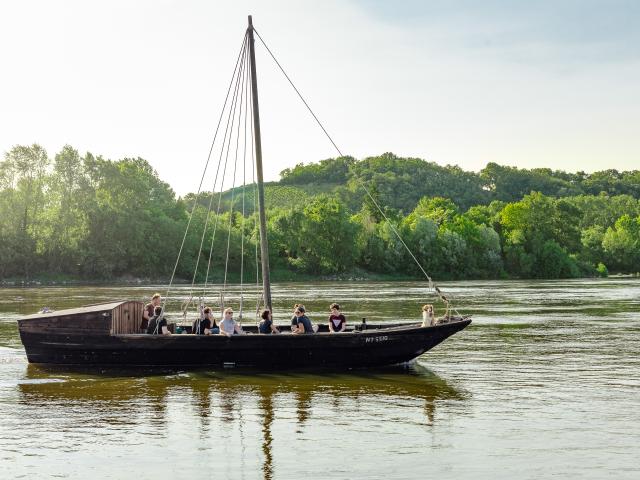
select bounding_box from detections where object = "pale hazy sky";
[1,0,638,195]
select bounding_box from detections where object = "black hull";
[19,320,471,369]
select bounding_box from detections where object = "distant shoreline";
[2,272,638,288]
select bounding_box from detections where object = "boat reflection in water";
[19,364,467,479]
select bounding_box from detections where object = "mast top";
[248,15,253,28]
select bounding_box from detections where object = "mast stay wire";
[162,31,249,315]
[202,37,250,309]
[187,33,250,315]
[253,28,459,310]
[239,42,251,323]
[222,42,248,318]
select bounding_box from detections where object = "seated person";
[193,306,218,335]
[259,309,279,334]
[291,305,314,334]
[141,293,161,332]
[146,306,172,335]
[219,307,244,337]
[421,304,435,327]
[328,303,346,333]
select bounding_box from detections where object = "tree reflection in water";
[18,364,467,479]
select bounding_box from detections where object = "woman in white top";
[421,304,435,327]
[219,307,244,337]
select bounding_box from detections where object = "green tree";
[0,144,50,277]
[347,153,488,212]
[500,192,580,252]
[499,192,581,277]
[80,156,185,278]
[268,197,359,273]
[480,162,583,202]
[280,156,355,185]
[564,194,640,229]
[582,169,640,197]
[580,225,606,264]
[38,146,91,273]
[602,215,640,272]
[535,240,580,278]
[300,196,359,273]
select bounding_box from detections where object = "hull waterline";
[19,320,471,369]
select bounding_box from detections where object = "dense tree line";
[281,152,640,210]
[1,145,639,281]
[0,145,186,279]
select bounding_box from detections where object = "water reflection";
[19,364,467,479]
[257,384,275,480]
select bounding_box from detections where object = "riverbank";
[0,269,421,287]
[2,269,637,287]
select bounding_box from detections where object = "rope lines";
[221,39,248,315]
[164,22,456,319]
[249,76,262,321]
[189,34,249,300]
[164,29,262,319]
[253,28,455,310]
[239,49,248,322]
[161,32,249,317]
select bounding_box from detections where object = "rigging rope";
[162,32,249,316]
[239,43,251,322]
[222,43,248,317]
[188,35,248,304]
[164,24,459,323]
[202,35,250,309]
[253,28,458,310]
[249,66,262,320]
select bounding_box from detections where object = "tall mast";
[247,15,272,312]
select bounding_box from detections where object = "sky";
[0,0,638,195]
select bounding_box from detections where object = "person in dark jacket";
[193,306,218,335]
[146,306,171,335]
[259,309,279,334]
[291,305,314,334]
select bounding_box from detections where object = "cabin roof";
[20,301,139,320]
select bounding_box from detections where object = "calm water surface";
[1,279,639,479]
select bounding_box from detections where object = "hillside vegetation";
[2,145,639,282]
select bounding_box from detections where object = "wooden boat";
[17,16,471,368]
[18,301,470,367]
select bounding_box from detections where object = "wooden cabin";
[18,301,145,336]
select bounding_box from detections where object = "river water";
[0,279,639,479]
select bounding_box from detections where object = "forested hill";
[2,145,640,282]
[275,153,640,212]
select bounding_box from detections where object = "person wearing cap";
[291,305,314,334]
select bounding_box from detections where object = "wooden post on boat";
[247,15,272,312]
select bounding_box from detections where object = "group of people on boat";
[141,293,440,335]
[141,294,353,335]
